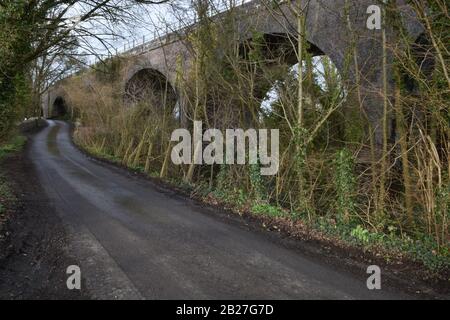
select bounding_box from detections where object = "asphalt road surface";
[28,120,412,299]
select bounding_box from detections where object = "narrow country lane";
[28,120,411,299]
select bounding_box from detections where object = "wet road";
[29,120,410,299]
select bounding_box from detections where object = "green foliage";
[248,31,265,63]
[214,187,248,207]
[293,126,308,165]
[0,73,31,142]
[0,135,26,160]
[0,2,35,141]
[293,126,311,216]
[333,148,356,223]
[252,203,286,218]
[350,225,370,244]
[249,162,265,202]
[216,164,229,194]
[317,217,450,272]
[435,182,450,225]
[85,144,121,164]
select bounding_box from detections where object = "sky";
[71,0,244,63]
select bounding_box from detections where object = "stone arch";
[123,64,178,117]
[238,30,345,109]
[52,96,68,118]
[42,85,69,119]
[236,1,350,81]
[247,31,347,140]
[239,32,327,65]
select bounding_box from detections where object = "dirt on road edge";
[0,132,90,300]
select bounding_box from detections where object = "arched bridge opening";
[52,96,69,118]
[237,33,347,138]
[124,68,178,119]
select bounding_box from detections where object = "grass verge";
[0,135,26,161]
[0,134,26,215]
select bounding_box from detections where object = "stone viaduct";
[42,0,424,145]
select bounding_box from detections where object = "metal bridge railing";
[59,0,263,80]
